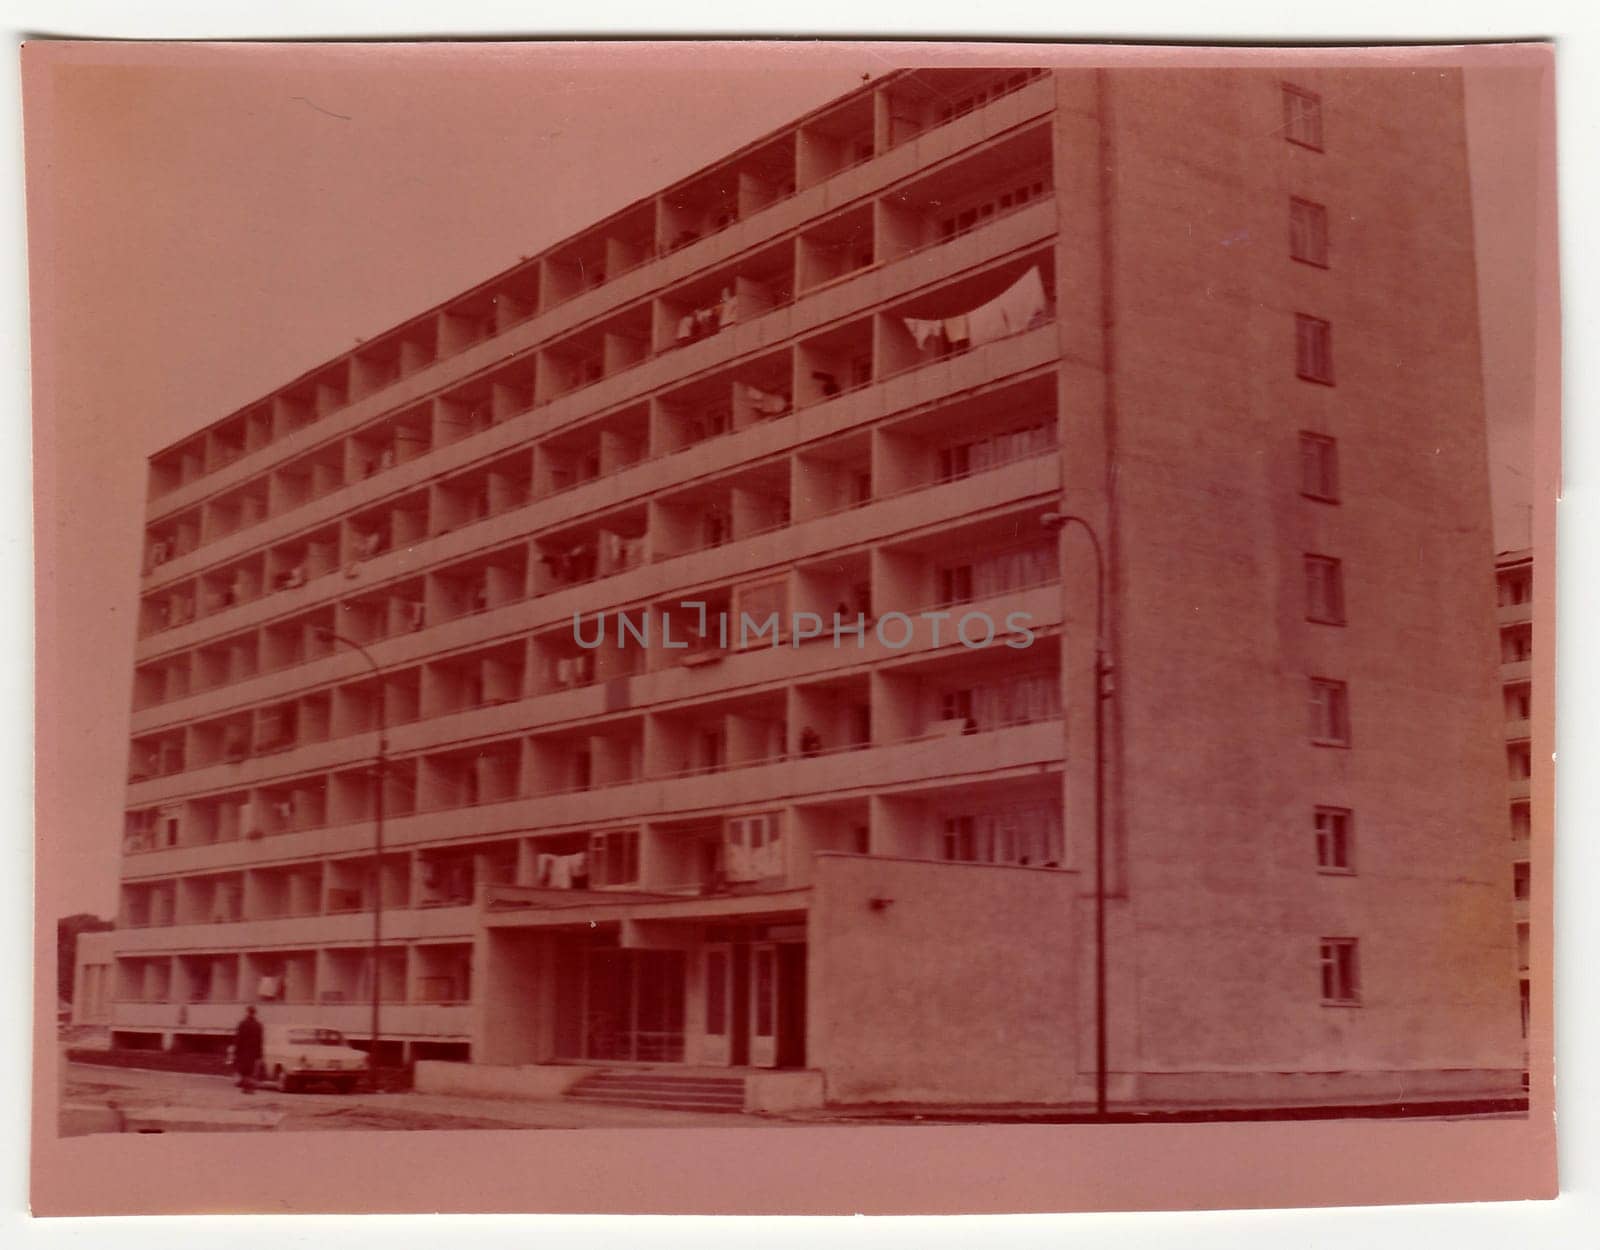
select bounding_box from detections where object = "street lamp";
[316,628,386,1092]
[1039,510,1112,1118]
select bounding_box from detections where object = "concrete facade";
[86,65,1522,1106]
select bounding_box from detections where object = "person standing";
[233,1005,264,1093]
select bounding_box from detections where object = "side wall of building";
[808,853,1079,1105]
[71,929,116,1026]
[1096,67,1522,1084]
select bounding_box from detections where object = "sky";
[25,44,1541,920]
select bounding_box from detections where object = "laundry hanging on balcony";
[742,383,790,417]
[904,317,943,350]
[901,264,1050,355]
[540,851,590,889]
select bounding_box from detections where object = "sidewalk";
[782,1092,1531,1125]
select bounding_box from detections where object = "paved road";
[60,1062,785,1135]
[61,1060,1528,1135]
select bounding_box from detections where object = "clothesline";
[902,265,1050,355]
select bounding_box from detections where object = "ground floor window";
[555,944,686,1063]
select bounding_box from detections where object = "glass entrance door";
[701,944,732,1066]
[749,942,778,1067]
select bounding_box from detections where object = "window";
[1283,84,1324,150]
[941,689,974,724]
[1512,860,1530,902]
[1289,197,1329,266]
[943,815,978,862]
[1304,555,1346,624]
[1500,570,1531,605]
[1298,432,1339,502]
[938,444,972,481]
[1295,314,1334,384]
[938,563,974,606]
[1319,938,1359,1004]
[754,946,775,1038]
[1308,678,1351,746]
[1516,921,1530,972]
[942,804,1062,865]
[1314,806,1353,872]
[726,812,783,882]
[1510,801,1531,841]
[589,830,640,886]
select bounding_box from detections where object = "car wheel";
[276,1066,296,1093]
[336,1078,355,1095]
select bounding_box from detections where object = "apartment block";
[83,65,1522,1108]
[1495,548,1533,1057]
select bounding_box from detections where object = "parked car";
[229,1026,367,1093]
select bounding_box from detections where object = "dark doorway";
[775,943,807,1068]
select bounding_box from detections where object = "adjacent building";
[81,65,1523,1108]
[1495,548,1533,1055]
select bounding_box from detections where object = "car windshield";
[285,1028,346,1046]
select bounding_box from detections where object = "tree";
[57,913,113,1003]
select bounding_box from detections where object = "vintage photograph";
[25,39,1556,1214]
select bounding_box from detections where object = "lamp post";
[317,628,386,1092]
[1040,510,1112,1118]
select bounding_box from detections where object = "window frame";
[1314,806,1355,874]
[1295,313,1335,385]
[1298,431,1340,503]
[1308,677,1352,747]
[1282,84,1325,151]
[1288,196,1330,267]
[1304,553,1347,625]
[1319,937,1361,1005]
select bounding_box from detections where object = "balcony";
[1500,658,1531,683]
[1497,600,1533,627]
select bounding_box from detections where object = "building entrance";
[704,939,806,1069]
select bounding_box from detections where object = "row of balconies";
[137,358,1057,656]
[119,718,1067,891]
[118,771,1064,951]
[108,998,471,1040]
[145,68,1051,512]
[111,940,474,1019]
[125,653,1064,864]
[141,196,1058,597]
[130,422,1062,721]
[127,550,1058,814]
[128,577,1062,827]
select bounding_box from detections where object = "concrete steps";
[564,1070,746,1113]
